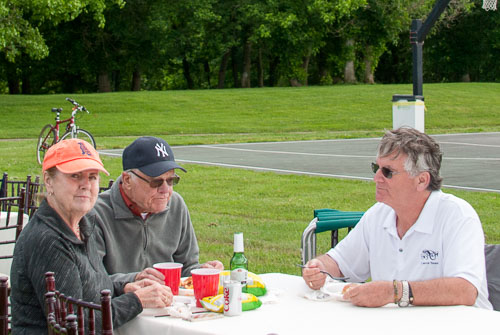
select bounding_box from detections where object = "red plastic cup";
[191,268,221,307]
[153,262,183,295]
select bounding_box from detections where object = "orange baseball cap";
[42,139,109,175]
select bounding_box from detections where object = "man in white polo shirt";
[302,127,492,309]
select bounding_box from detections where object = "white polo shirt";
[328,190,492,309]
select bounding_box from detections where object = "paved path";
[99,132,500,193]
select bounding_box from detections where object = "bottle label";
[230,268,248,284]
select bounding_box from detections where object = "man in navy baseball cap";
[123,136,186,177]
[93,136,223,285]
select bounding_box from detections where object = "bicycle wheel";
[37,124,57,165]
[60,129,96,148]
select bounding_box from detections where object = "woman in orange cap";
[10,139,173,334]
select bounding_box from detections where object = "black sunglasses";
[130,170,180,188]
[371,163,399,179]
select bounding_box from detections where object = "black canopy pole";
[411,0,452,96]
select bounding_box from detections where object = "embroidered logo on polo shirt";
[421,249,439,265]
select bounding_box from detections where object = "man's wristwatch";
[398,280,411,307]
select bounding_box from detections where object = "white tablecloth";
[115,273,500,335]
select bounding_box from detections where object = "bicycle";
[36,97,96,165]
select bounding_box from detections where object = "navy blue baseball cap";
[122,137,186,177]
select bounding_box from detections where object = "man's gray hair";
[377,127,443,191]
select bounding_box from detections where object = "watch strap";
[398,280,410,307]
[408,282,414,304]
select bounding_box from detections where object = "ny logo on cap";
[155,142,169,158]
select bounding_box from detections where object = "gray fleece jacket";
[11,200,142,334]
[92,176,201,281]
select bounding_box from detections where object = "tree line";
[1,0,498,94]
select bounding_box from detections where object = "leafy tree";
[262,0,366,86]
[1,0,124,93]
[0,0,124,62]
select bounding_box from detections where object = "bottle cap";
[233,232,244,252]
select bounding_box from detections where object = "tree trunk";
[241,41,252,88]
[182,57,194,89]
[231,47,239,88]
[302,52,311,86]
[98,72,112,93]
[218,50,230,88]
[113,70,120,92]
[218,50,231,89]
[363,46,375,84]
[131,69,141,91]
[257,48,264,87]
[6,63,20,94]
[317,49,329,84]
[289,48,311,87]
[344,39,356,84]
[8,79,20,94]
[268,56,279,87]
[62,75,77,93]
[461,73,471,82]
[21,75,31,94]
[204,61,211,87]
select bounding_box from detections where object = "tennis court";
[99,132,500,193]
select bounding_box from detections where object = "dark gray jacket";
[10,200,142,334]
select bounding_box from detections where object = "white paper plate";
[179,277,194,296]
[321,282,349,302]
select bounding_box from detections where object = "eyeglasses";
[371,163,399,179]
[129,170,180,188]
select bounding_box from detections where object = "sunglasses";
[130,170,180,188]
[371,162,399,179]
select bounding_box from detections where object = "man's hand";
[342,281,393,307]
[135,267,164,284]
[302,254,343,290]
[301,259,327,290]
[126,279,173,308]
[200,260,224,270]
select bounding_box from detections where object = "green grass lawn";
[1,83,499,275]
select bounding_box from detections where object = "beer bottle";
[230,232,248,292]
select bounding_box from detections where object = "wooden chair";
[45,272,113,335]
[0,276,9,335]
[0,188,26,276]
[26,175,43,219]
[0,173,42,219]
[99,179,114,193]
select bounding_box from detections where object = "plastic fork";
[295,264,349,282]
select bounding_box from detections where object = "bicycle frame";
[51,108,78,141]
[37,97,95,165]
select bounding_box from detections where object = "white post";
[392,94,425,132]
